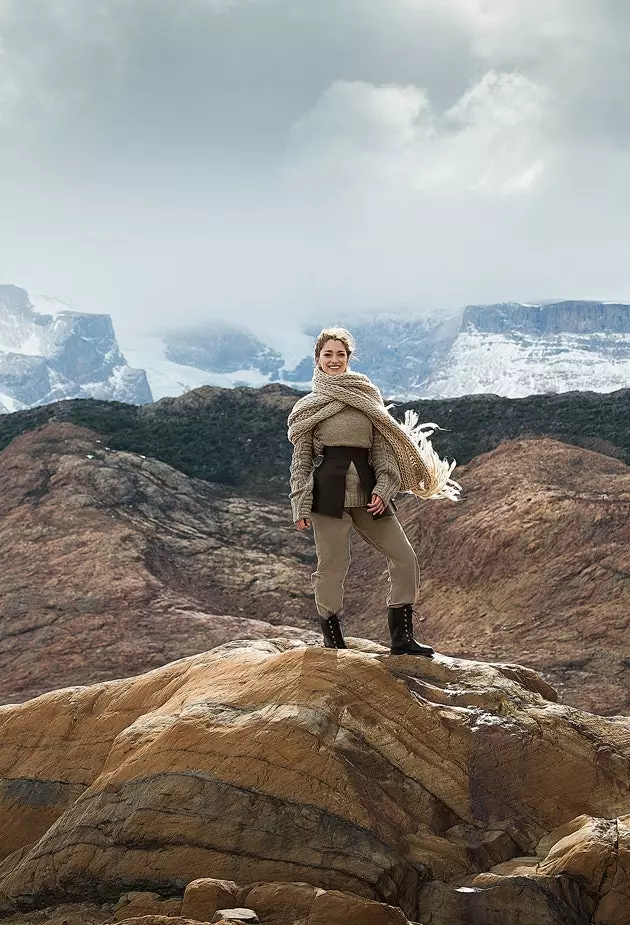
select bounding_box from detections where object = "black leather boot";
[320,614,347,649]
[388,604,434,657]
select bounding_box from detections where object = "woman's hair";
[314,327,355,366]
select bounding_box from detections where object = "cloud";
[0,0,629,334]
[289,71,548,195]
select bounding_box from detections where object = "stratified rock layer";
[0,638,628,925]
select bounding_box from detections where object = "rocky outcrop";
[0,638,627,925]
[0,284,152,412]
[0,423,316,703]
[463,300,630,335]
[344,437,630,715]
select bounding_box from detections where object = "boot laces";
[403,603,415,641]
[328,615,343,648]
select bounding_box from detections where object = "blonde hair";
[314,327,355,367]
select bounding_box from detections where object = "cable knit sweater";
[289,405,402,522]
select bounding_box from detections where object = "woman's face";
[318,339,349,375]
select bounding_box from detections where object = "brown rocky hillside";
[0,639,627,925]
[1,424,628,716]
[0,423,317,703]
[344,437,630,715]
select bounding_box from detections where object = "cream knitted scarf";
[288,366,461,501]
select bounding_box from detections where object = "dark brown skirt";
[311,445,393,520]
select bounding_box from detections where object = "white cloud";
[289,70,548,196]
[0,0,629,331]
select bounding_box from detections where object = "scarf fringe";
[389,407,462,502]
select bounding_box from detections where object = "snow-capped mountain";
[424,300,630,398]
[6,288,630,412]
[122,313,461,401]
[121,329,293,401]
[0,285,152,413]
[121,303,630,402]
[315,312,461,399]
[122,323,318,400]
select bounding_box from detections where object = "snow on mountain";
[6,289,630,411]
[325,311,461,400]
[122,332,277,401]
[27,292,74,318]
[0,285,153,412]
[424,301,630,398]
[123,313,460,401]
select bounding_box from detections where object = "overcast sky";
[1,0,629,336]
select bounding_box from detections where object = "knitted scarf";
[288,366,461,501]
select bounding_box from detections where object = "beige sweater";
[289,405,402,522]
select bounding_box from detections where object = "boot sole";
[390,649,434,658]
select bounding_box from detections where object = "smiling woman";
[287,325,460,655]
[318,334,350,376]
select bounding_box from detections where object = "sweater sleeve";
[289,431,315,522]
[371,428,401,504]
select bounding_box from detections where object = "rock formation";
[0,423,316,703]
[0,638,628,925]
[0,285,152,412]
[1,419,629,717]
[344,437,630,715]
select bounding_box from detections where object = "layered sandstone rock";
[416,814,630,925]
[113,892,183,920]
[0,638,628,925]
[179,879,412,925]
[0,423,316,702]
[0,904,112,925]
[344,437,630,714]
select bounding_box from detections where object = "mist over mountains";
[3,283,630,412]
[86,297,630,401]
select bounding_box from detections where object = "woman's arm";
[371,429,401,505]
[289,431,315,523]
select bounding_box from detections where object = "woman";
[287,327,460,655]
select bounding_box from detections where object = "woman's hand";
[367,493,386,516]
[296,518,312,531]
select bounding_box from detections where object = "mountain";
[6,288,630,408]
[2,383,630,500]
[1,405,628,714]
[0,422,316,703]
[120,300,630,402]
[120,313,461,400]
[424,300,630,397]
[0,284,152,412]
[0,639,627,925]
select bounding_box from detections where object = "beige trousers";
[310,507,420,617]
